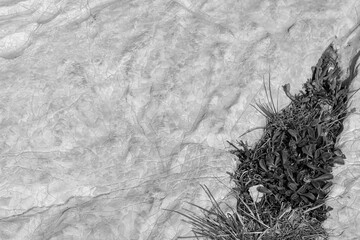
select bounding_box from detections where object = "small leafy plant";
[174,44,359,239]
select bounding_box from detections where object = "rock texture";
[0,0,360,239]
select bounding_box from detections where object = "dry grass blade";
[264,73,277,114]
[252,74,278,119]
[238,127,265,138]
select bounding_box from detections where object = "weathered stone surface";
[0,0,359,239]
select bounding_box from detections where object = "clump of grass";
[172,44,360,239]
[167,185,265,240]
[168,185,327,239]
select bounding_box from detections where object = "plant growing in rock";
[172,44,360,239]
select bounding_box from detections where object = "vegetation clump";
[229,44,354,223]
[172,44,359,239]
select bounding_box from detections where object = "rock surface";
[0,0,360,239]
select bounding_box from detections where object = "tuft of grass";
[165,185,251,240]
[167,184,327,240]
[251,74,279,120]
